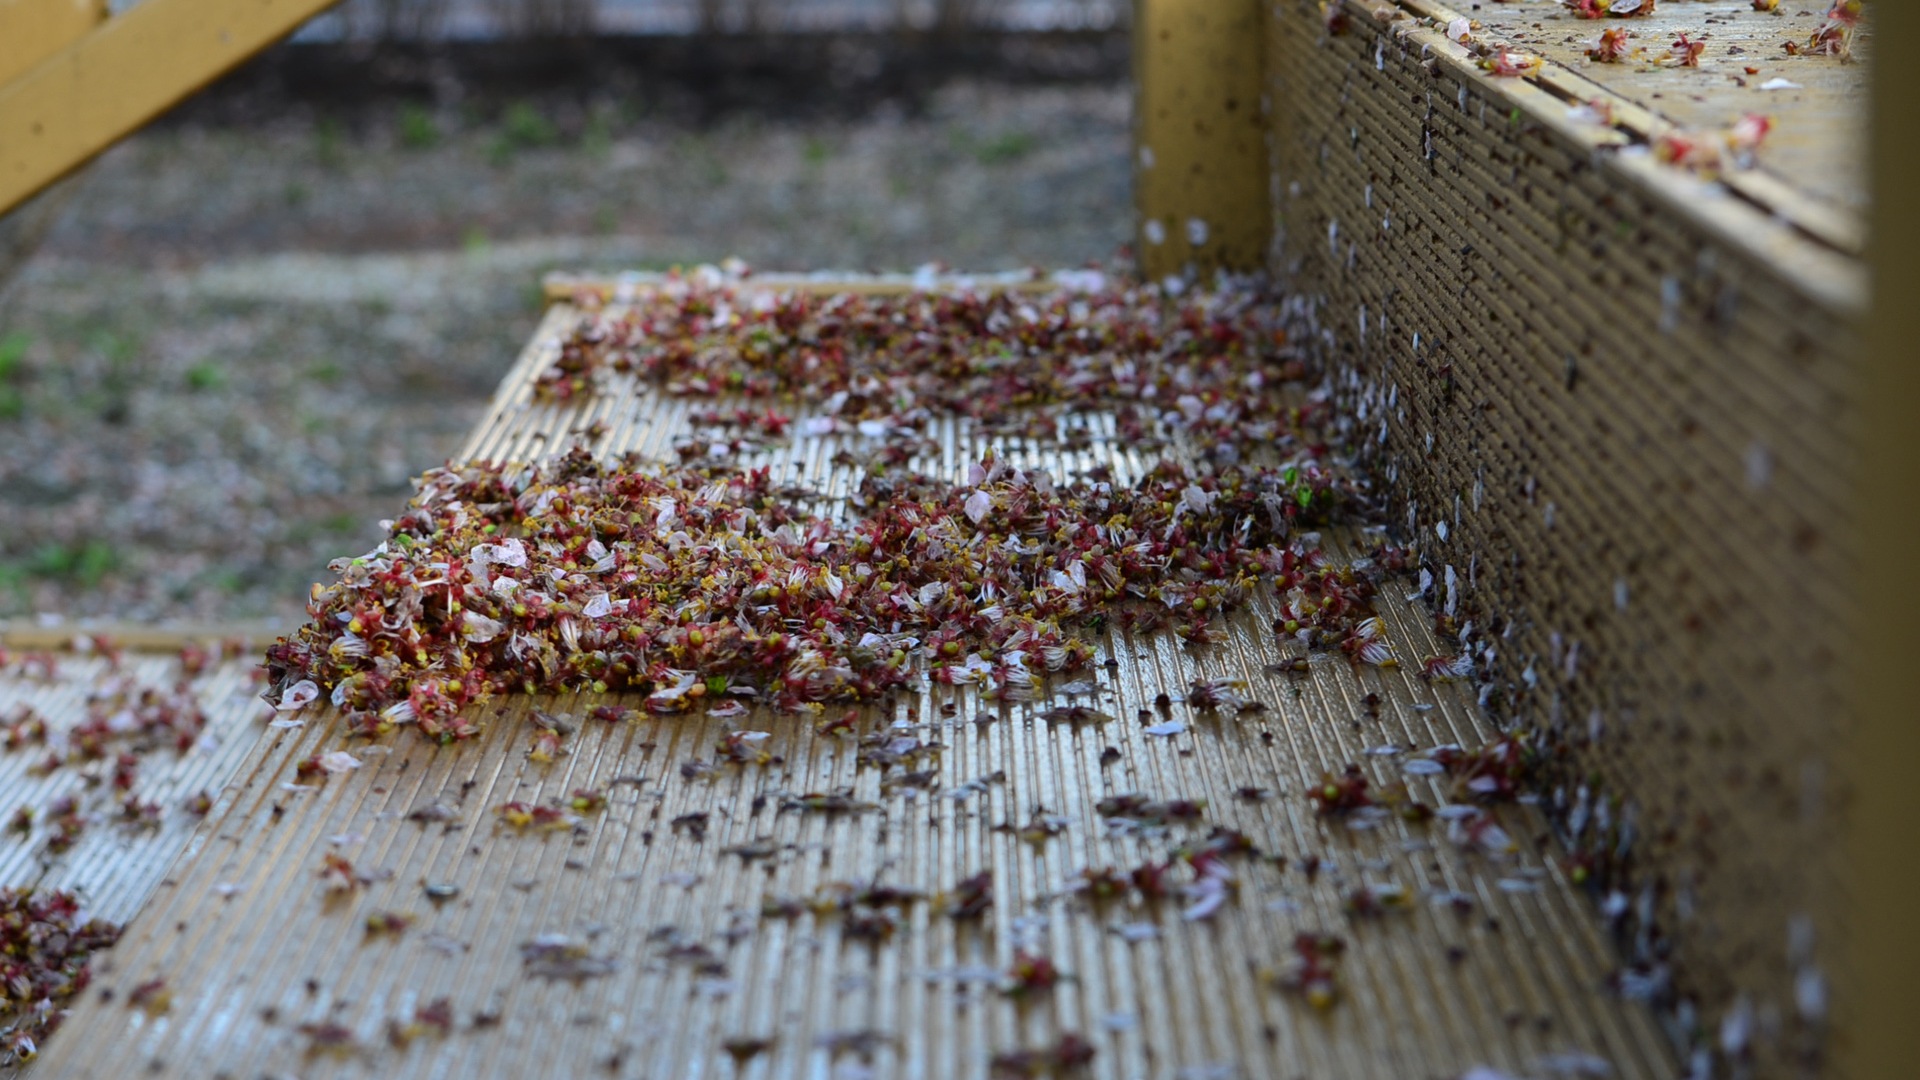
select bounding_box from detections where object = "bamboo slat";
[0,650,267,1078]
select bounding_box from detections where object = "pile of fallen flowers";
[264,447,1398,740]
[539,278,1311,464]
[0,887,120,1065]
[266,279,1419,737]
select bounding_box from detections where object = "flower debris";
[0,643,255,1065]
[0,888,121,1065]
[1,675,210,854]
[263,280,1421,737]
[267,467,1404,750]
[264,451,1380,735]
[536,282,1310,458]
[989,1031,1096,1077]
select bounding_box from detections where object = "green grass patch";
[185,361,226,392]
[973,131,1037,165]
[0,332,28,380]
[28,541,118,587]
[503,102,556,146]
[398,104,439,150]
[490,101,557,165]
[0,333,27,420]
[316,117,346,169]
[581,109,613,159]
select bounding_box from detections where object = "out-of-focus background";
[0,0,1133,627]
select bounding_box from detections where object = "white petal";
[278,680,320,711]
[1181,878,1230,921]
[486,538,528,568]
[462,610,506,642]
[1178,483,1216,515]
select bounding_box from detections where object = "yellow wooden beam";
[1848,3,1920,1076]
[1131,0,1269,282]
[0,0,106,86]
[0,1,101,312]
[0,0,341,217]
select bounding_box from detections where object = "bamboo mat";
[0,642,268,1078]
[0,648,268,925]
[28,287,1677,1079]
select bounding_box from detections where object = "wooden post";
[1849,3,1920,1076]
[0,0,104,296]
[0,0,343,217]
[0,0,107,86]
[1131,0,1269,282]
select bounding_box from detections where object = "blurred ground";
[0,52,1131,626]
